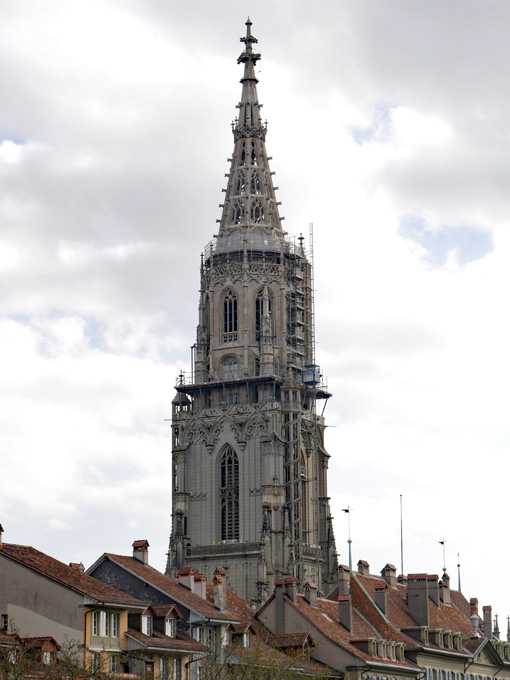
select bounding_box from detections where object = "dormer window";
[165,617,175,638]
[142,615,151,636]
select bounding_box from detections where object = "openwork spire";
[217,19,283,238]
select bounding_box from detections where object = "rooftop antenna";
[439,539,447,575]
[457,552,461,592]
[506,615,510,642]
[342,507,353,570]
[400,495,404,579]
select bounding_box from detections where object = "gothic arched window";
[223,290,238,342]
[232,200,244,225]
[251,171,261,195]
[222,355,238,380]
[255,288,272,338]
[235,171,246,195]
[240,143,246,166]
[251,199,264,224]
[251,141,257,166]
[220,446,239,541]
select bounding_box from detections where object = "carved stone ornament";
[183,422,209,445]
[243,416,267,441]
[234,125,267,141]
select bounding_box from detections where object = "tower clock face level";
[166,20,337,606]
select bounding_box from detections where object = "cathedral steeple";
[218,19,283,237]
[167,21,338,607]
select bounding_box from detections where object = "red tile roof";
[285,594,416,669]
[0,544,143,607]
[343,571,478,653]
[126,629,207,653]
[266,632,314,648]
[103,554,240,622]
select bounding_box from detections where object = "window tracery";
[251,171,261,195]
[223,290,238,342]
[232,200,244,225]
[222,355,239,380]
[235,171,246,195]
[251,199,264,224]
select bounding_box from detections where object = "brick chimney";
[408,574,429,627]
[439,574,450,605]
[357,560,370,577]
[337,564,350,596]
[213,577,226,611]
[194,573,207,599]
[285,577,297,601]
[483,606,493,639]
[427,574,440,607]
[381,564,397,588]
[470,598,479,618]
[177,566,195,590]
[304,582,318,607]
[375,584,387,615]
[132,539,149,565]
[338,595,352,632]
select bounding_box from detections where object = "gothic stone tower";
[166,20,338,607]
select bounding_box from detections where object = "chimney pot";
[213,577,227,611]
[304,582,318,607]
[132,539,149,565]
[337,564,351,596]
[357,560,370,577]
[375,584,387,615]
[194,574,207,599]
[338,595,352,631]
[284,577,297,601]
[427,574,440,607]
[470,598,479,617]
[177,566,196,590]
[483,605,493,639]
[381,564,397,588]
[439,574,451,605]
[408,574,429,627]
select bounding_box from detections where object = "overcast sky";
[1,0,509,625]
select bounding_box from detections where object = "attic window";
[142,615,151,636]
[165,618,175,637]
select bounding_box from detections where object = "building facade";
[166,20,338,606]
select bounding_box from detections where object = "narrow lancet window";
[232,200,244,225]
[235,171,246,195]
[251,199,264,224]
[251,171,261,195]
[220,446,239,541]
[223,290,238,342]
[255,288,272,338]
